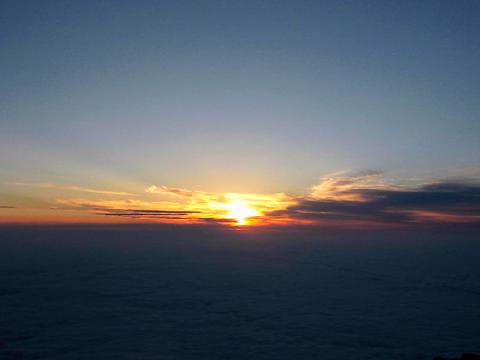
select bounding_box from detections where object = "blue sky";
[1,0,479,204]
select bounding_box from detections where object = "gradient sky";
[1,1,480,225]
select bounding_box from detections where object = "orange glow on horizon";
[4,176,478,228]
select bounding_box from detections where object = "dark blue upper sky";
[1,0,479,193]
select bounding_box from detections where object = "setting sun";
[224,200,259,225]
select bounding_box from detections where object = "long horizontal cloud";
[10,182,135,196]
[103,210,238,225]
[101,209,200,217]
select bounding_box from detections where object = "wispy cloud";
[310,170,401,201]
[146,185,206,198]
[10,182,136,196]
[0,205,15,209]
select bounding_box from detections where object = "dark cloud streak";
[271,181,480,225]
[99,209,200,218]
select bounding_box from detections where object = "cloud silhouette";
[101,209,200,218]
[269,180,480,226]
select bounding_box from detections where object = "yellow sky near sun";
[0,181,295,225]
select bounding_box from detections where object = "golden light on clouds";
[145,187,294,226]
[4,171,480,227]
[40,185,294,226]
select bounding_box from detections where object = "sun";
[225,200,259,225]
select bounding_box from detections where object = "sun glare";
[225,200,259,225]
